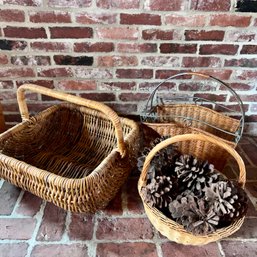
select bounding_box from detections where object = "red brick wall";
[0,0,257,134]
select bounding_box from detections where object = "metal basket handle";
[139,134,246,188]
[142,72,245,142]
[17,84,126,158]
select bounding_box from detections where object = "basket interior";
[0,103,132,179]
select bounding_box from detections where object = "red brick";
[98,55,138,67]
[0,243,28,257]
[210,14,251,27]
[11,56,51,66]
[241,45,257,54]
[234,70,257,80]
[16,80,54,89]
[68,214,94,240]
[0,81,14,89]
[0,9,25,22]
[0,182,20,215]
[0,39,28,51]
[0,218,36,239]
[48,0,91,7]
[155,69,192,79]
[119,92,150,101]
[162,242,220,257]
[160,43,197,54]
[116,69,153,79]
[194,93,227,102]
[246,182,257,198]
[53,55,93,66]
[4,114,22,123]
[56,80,96,90]
[99,82,136,91]
[3,0,42,6]
[50,27,93,39]
[199,44,239,55]
[141,56,180,67]
[195,69,232,80]
[0,54,8,64]
[31,42,71,52]
[80,92,115,101]
[226,30,257,42]
[117,43,157,53]
[229,218,257,238]
[0,68,35,78]
[120,13,161,25]
[31,244,89,257]
[107,103,137,114]
[179,82,214,91]
[225,58,257,68]
[221,241,257,257]
[96,27,138,40]
[16,192,42,217]
[75,68,112,79]
[0,91,17,100]
[142,29,176,40]
[231,94,257,102]
[96,218,154,240]
[139,82,176,91]
[185,30,225,41]
[102,190,123,215]
[97,0,139,9]
[36,203,67,241]
[38,67,72,77]
[126,178,144,214]
[76,12,117,24]
[4,27,47,39]
[30,11,71,23]
[191,0,230,11]
[97,243,157,257]
[182,57,222,67]
[165,14,206,26]
[74,42,114,52]
[145,0,188,11]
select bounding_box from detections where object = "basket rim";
[0,103,138,184]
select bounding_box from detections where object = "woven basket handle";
[140,134,246,188]
[17,84,126,158]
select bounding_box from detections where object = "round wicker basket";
[138,133,246,245]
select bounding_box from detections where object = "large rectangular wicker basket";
[0,84,140,213]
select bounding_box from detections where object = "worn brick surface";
[221,241,257,257]
[0,218,36,239]
[162,242,221,257]
[96,218,154,240]
[36,203,67,241]
[31,244,89,257]
[68,214,94,240]
[0,243,28,257]
[97,243,158,257]
[0,182,20,215]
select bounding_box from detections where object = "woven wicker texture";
[138,134,246,245]
[0,84,140,213]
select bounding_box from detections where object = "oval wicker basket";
[0,84,140,213]
[138,134,246,245]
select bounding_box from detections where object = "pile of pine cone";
[138,136,248,236]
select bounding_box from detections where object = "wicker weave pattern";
[0,85,140,212]
[138,134,246,245]
[156,104,240,141]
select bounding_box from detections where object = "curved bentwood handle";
[17,84,126,158]
[142,72,245,142]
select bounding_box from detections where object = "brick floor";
[0,136,256,257]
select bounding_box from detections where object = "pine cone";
[204,181,248,227]
[169,191,219,235]
[141,175,174,209]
